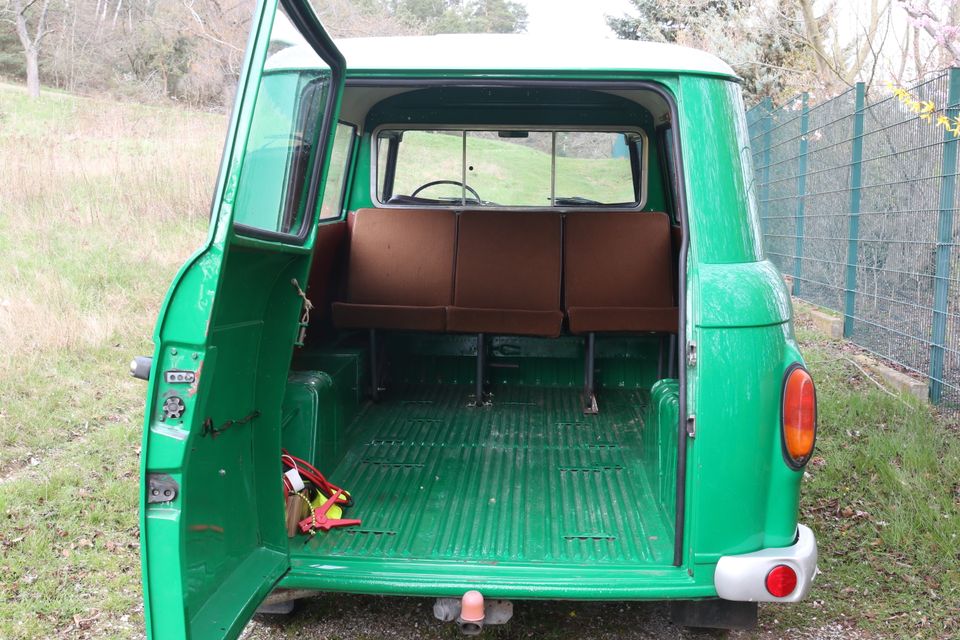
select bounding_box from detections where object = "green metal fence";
[746,68,960,407]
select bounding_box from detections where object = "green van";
[135,1,819,637]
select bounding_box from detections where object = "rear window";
[375,128,646,208]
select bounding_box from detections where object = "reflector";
[765,564,798,598]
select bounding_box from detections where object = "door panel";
[140,1,345,638]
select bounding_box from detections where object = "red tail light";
[782,365,816,468]
[765,564,798,598]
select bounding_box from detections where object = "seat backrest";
[454,211,562,311]
[345,208,456,307]
[564,211,675,309]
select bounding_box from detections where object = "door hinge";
[686,342,697,367]
[685,415,696,438]
[147,473,179,503]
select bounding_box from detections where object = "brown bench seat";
[564,211,679,412]
[446,210,563,337]
[446,210,563,404]
[331,208,456,333]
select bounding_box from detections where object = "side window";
[230,9,338,240]
[318,123,356,220]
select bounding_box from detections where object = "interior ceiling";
[338,85,670,132]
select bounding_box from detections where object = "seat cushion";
[564,211,676,333]
[567,306,678,335]
[332,302,446,332]
[447,307,563,337]
[454,211,562,311]
[346,208,456,307]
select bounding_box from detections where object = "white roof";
[267,34,736,78]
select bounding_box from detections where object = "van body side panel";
[680,74,806,569]
[678,76,764,264]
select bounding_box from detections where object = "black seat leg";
[369,328,380,401]
[657,333,666,380]
[583,332,598,414]
[472,332,488,407]
[667,333,677,379]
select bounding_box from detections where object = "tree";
[796,0,893,92]
[607,0,906,100]
[897,0,960,69]
[384,0,527,35]
[607,0,743,43]
[5,0,53,97]
[606,0,806,101]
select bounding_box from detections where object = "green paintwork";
[140,2,813,637]
[284,384,678,595]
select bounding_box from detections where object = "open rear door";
[139,1,345,638]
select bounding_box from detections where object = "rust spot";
[188,524,225,534]
[188,360,204,397]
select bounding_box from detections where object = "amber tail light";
[782,365,816,468]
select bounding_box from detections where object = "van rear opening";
[281,331,681,593]
[274,84,686,592]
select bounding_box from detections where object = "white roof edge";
[266,34,737,78]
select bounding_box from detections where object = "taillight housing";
[781,364,816,469]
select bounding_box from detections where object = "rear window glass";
[376,128,645,208]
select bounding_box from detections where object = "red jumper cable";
[298,489,362,534]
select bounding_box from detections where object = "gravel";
[240,594,871,640]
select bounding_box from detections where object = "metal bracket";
[686,415,696,438]
[687,342,697,367]
[147,473,179,503]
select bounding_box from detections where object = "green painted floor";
[295,385,674,567]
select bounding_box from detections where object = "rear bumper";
[714,524,818,603]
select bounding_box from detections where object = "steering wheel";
[410,179,481,202]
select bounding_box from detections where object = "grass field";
[0,85,958,639]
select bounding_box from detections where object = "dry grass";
[0,84,220,366]
[0,84,222,639]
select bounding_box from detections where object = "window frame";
[231,1,345,245]
[657,123,679,222]
[317,121,358,222]
[370,124,648,210]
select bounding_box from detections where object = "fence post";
[759,97,773,239]
[793,93,810,296]
[930,68,960,404]
[843,83,866,338]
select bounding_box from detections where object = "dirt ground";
[241,594,868,640]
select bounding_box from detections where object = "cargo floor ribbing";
[294,385,673,567]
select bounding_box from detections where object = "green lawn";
[0,85,957,639]
[0,84,215,639]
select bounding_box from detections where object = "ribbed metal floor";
[298,385,673,566]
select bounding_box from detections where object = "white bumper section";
[714,524,818,603]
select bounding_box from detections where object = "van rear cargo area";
[282,335,680,589]
[299,384,671,563]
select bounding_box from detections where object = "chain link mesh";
[747,70,960,408]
